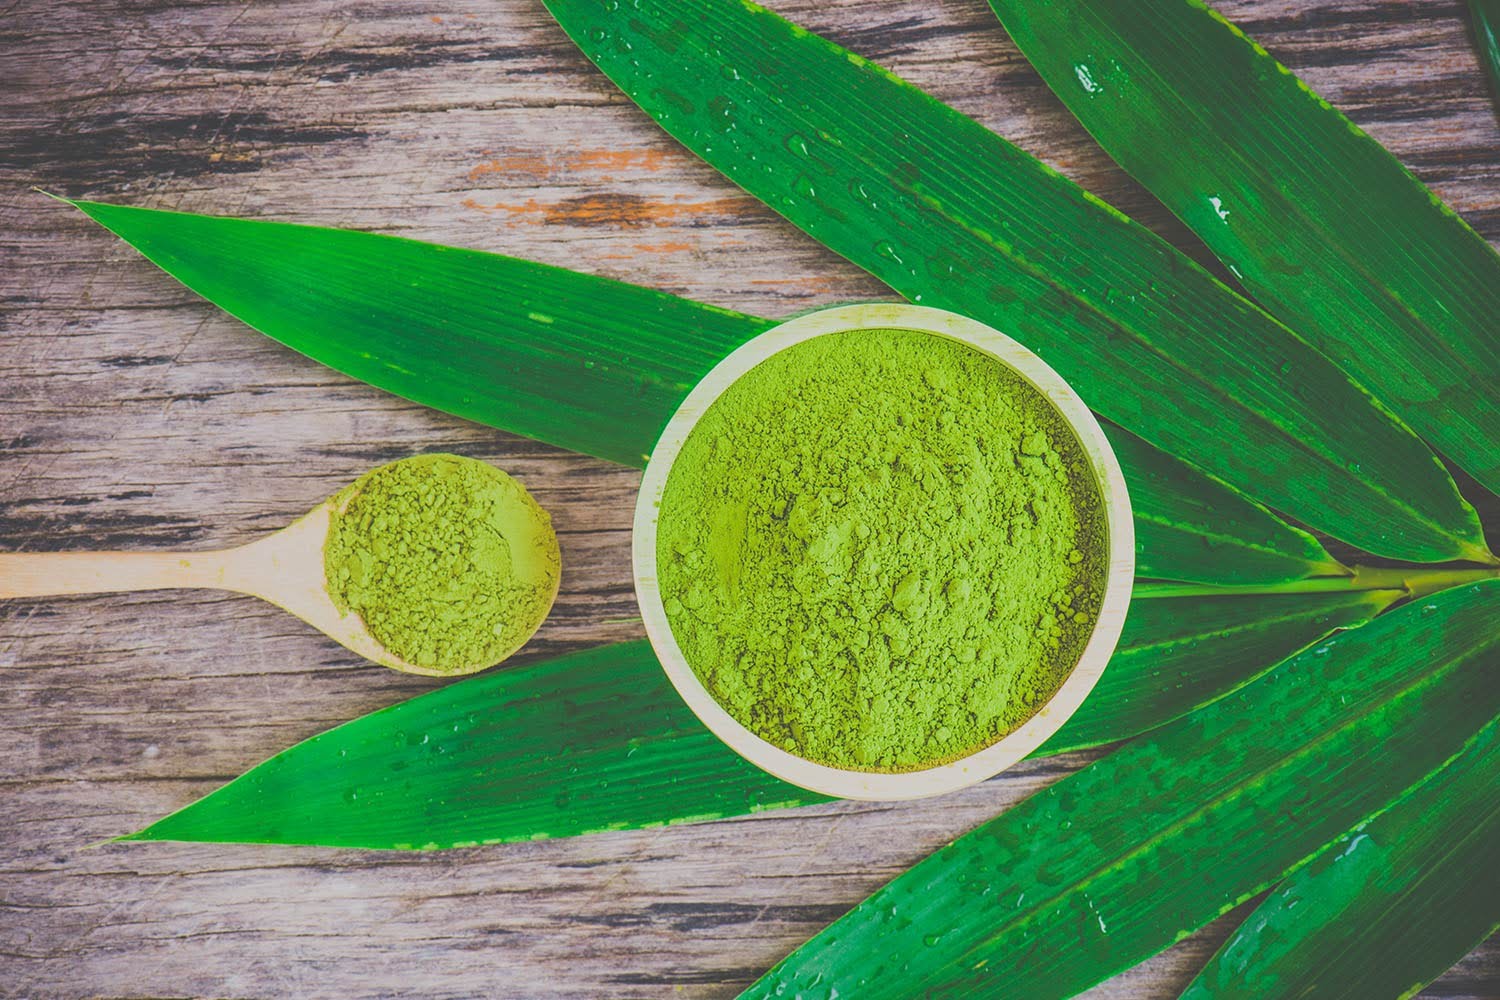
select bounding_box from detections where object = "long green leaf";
[124,642,826,848]
[541,0,1486,563]
[70,199,1336,586]
[122,584,1403,848]
[1180,715,1500,1000]
[989,0,1500,507]
[740,580,1500,1000]
[1038,587,1398,755]
[70,199,769,469]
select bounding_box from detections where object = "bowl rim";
[631,302,1134,800]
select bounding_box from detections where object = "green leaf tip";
[58,198,774,469]
[124,641,828,850]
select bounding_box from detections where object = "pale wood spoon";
[1,497,457,677]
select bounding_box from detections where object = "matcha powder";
[325,454,561,673]
[656,329,1106,772]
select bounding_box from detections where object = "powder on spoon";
[655,328,1106,772]
[324,454,561,673]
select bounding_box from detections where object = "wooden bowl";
[632,303,1134,800]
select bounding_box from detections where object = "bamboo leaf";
[989,0,1500,508]
[1037,588,1398,755]
[1180,715,1500,1000]
[124,641,828,849]
[542,0,1487,563]
[121,583,1404,848]
[70,199,1335,586]
[739,580,1500,1000]
[69,199,770,469]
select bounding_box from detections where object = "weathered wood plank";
[2,0,1496,996]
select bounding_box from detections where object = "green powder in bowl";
[655,328,1107,772]
[324,454,561,674]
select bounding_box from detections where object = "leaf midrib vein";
[1117,595,1374,657]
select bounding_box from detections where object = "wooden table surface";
[3,0,1498,996]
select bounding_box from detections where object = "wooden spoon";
[2,492,456,677]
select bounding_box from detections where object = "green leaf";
[989,0,1500,510]
[541,0,1486,564]
[739,580,1500,1000]
[1180,715,1500,1000]
[121,582,1410,848]
[1105,424,1341,584]
[1475,0,1500,118]
[69,198,772,469]
[124,641,828,849]
[69,199,1335,586]
[1037,587,1399,755]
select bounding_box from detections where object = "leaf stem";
[1134,565,1500,601]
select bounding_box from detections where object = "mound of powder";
[324,454,560,673]
[656,328,1105,771]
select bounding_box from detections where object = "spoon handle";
[0,550,235,599]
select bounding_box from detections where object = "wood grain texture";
[1,0,1496,997]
